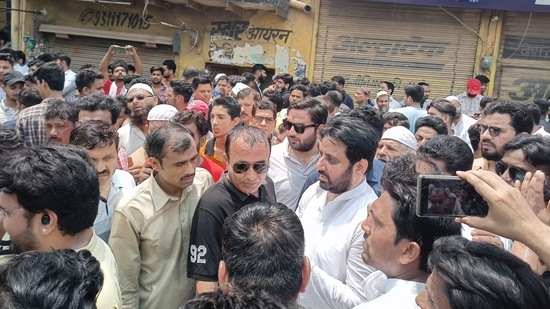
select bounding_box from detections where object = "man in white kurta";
[295,113,379,309]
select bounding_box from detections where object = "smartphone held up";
[416,175,488,217]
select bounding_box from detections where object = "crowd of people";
[0,44,549,309]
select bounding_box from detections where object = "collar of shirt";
[361,270,426,302]
[282,138,320,168]
[314,179,372,214]
[149,172,193,211]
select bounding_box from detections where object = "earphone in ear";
[41,215,50,225]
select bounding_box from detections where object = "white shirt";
[534,126,550,137]
[0,99,18,125]
[353,271,425,309]
[389,96,401,109]
[462,223,513,251]
[268,138,319,210]
[452,114,477,139]
[296,180,377,309]
[118,123,146,155]
[393,106,427,132]
[63,69,77,103]
[95,169,136,242]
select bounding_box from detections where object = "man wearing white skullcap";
[375,126,416,163]
[117,83,158,155]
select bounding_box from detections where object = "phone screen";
[416,175,488,217]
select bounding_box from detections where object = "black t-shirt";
[187,174,276,281]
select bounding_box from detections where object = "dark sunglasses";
[282,119,318,134]
[127,95,153,103]
[479,124,502,137]
[232,161,269,174]
[496,162,527,182]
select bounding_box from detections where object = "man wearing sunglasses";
[188,126,276,294]
[473,101,533,172]
[269,98,328,210]
[117,83,158,155]
[296,113,379,309]
[498,134,550,186]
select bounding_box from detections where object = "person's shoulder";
[113,169,136,188]
[115,178,152,211]
[117,123,132,135]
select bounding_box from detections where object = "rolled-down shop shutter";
[314,0,482,101]
[43,35,175,74]
[495,12,550,103]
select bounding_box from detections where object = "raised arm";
[127,46,143,75]
[99,45,117,83]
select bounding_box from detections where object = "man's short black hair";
[34,62,65,91]
[251,63,267,74]
[70,120,119,150]
[172,110,209,138]
[404,84,424,103]
[263,90,284,112]
[53,52,71,67]
[222,202,305,304]
[17,88,42,108]
[183,66,200,80]
[150,65,165,75]
[170,80,194,103]
[162,59,176,72]
[418,135,473,175]
[192,74,212,90]
[321,111,379,172]
[44,100,78,124]
[112,59,128,72]
[415,116,448,135]
[144,122,193,163]
[75,93,121,125]
[383,112,410,130]
[381,81,395,95]
[276,73,293,88]
[289,84,308,97]
[212,96,241,120]
[484,101,534,135]
[475,74,490,84]
[429,235,550,309]
[75,69,104,93]
[288,97,328,126]
[504,134,550,174]
[331,75,345,86]
[0,145,99,236]
[0,249,103,309]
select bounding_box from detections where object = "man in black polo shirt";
[188,125,276,294]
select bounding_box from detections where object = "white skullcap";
[445,95,459,103]
[232,82,250,96]
[128,83,154,95]
[381,126,417,150]
[147,104,178,121]
[376,90,389,99]
[214,73,226,83]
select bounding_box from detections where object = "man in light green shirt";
[110,122,213,308]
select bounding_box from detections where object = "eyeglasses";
[232,161,269,174]
[0,205,21,216]
[496,162,527,182]
[282,119,318,134]
[253,116,275,124]
[479,124,502,137]
[127,95,153,103]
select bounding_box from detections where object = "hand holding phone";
[416,175,488,217]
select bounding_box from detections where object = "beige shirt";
[472,157,496,172]
[109,168,213,309]
[78,231,122,309]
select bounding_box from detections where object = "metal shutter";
[44,34,175,73]
[314,1,482,100]
[495,12,550,103]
